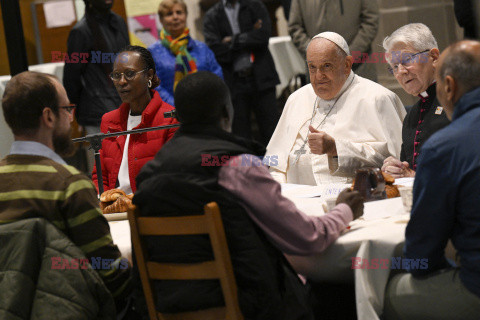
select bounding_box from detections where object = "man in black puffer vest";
[132,71,364,319]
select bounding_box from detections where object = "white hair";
[383,23,438,52]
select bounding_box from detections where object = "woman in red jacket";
[92,45,178,194]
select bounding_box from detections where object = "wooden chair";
[128,202,244,320]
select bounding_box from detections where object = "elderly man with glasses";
[382,23,450,178]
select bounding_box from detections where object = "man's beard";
[53,127,76,158]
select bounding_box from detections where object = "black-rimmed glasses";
[109,69,148,81]
[59,104,76,114]
[387,50,430,75]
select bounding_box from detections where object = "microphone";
[164,110,176,119]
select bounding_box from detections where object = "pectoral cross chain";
[293,144,307,165]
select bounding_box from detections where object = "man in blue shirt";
[384,40,480,319]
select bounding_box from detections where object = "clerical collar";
[418,81,437,99]
[321,71,355,103]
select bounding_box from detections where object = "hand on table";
[381,156,416,178]
[307,125,337,156]
[336,188,364,220]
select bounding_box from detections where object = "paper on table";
[281,183,351,199]
[292,197,326,217]
[43,1,76,29]
[280,183,309,192]
[281,184,322,198]
[320,183,352,198]
[362,197,404,220]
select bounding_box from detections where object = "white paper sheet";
[43,1,76,29]
[363,197,404,220]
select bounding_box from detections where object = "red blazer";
[92,90,178,193]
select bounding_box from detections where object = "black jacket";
[63,12,129,126]
[453,0,478,39]
[400,83,450,169]
[203,0,280,92]
[133,125,313,320]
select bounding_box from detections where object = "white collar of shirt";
[127,113,142,130]
[419,80,437,98]
[9,141,67,165]
[419,91,428,98]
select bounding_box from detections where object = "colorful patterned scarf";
[160,28,198,91]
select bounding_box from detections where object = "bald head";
[438,40,480,92]
[436,40,480,118]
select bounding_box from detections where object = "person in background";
[454,0,478,39]
[288,0,379,81]
[266,32,405,185]
[92,46,178,195]
[381,23,450,178]
[203,0,281,146]
[0,71,131,315]
[148,0,223,107]
[133,71,364,319]
[384,39,480,320]
[64,0,130,172]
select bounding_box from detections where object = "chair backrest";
[128,202,244,320]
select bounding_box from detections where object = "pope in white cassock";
[266,32,406,185]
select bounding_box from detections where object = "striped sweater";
[0,154,131,308]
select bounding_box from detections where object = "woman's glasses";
[110,69,148,81]
[387,50,430,75]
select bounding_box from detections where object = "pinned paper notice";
[44,1,76,29]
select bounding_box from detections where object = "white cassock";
[266,71,406,185]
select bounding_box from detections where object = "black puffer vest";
[133,125,313,319]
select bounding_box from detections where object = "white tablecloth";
[282,185,408,320]
[268,36,306,97]
[108,184,408,320]
[109,220,132,263]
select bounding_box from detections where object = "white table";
[108,220,132,263]
[108,184,408,320]
[282,184,408,320]
[268,36,306,97]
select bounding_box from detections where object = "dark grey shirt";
[223,0,241,34]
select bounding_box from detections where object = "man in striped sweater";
[0,71,131,315]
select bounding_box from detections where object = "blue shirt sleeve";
[155,85,175,106]
[404,145,453,276]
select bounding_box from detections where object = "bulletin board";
[30,0,127,64]
[31,0,77,63]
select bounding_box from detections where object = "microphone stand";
[72,123,180,195]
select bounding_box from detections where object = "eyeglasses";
[109,69,148,81]
[387,50,430,75]
[307,62,335,74]
[59,104,76,114]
